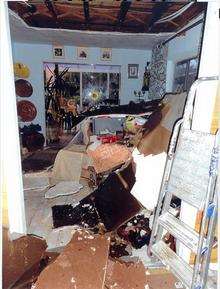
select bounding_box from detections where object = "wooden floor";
[24,179,92,250]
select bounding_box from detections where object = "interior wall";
[12,42,151,137]
[166,22,203,92]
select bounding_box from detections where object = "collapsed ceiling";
[9,10,173,49]
[9,0,206,33]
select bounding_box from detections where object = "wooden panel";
[211,83,220,134]
[2,182,9,228]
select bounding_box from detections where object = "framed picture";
[128,64,139,79]
[101,48,112,61]
[77,47,89,60]
[53,45,65,59]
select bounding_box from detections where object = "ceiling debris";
[105,258,146,289]
[2,228,47,289]
[34,230,111,289]
[4,92,192,289]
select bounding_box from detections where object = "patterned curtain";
[149,43,168,100]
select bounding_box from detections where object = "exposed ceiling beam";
[83,0,90,24]
[44,0,58,20]
[147,2,170,31]
[117,0,132,26]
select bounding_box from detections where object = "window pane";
[82,72,107,107]
[109,73,120,105]
[188,58,198,75]
[173,61,188,92]
[175,62,187,78]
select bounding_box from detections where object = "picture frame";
[53,45,65,59]
[101,48,112,61]
[77,47,89,60]
[128,64,139,79]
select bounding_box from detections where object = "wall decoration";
[148,44,168,100]
[142,62,150,92]
[14,62,30,78]
[128,64,139,79]
[77,47,89,60]
[15,79,33,97]
[53,45,65,59]
[101,48,112,61]
[17,100,37,122]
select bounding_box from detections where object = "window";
[43,63,121,142]
[82,72,108,106]
[173,57,198,92]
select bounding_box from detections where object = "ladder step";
[151,240,193,289]
[158,212,200,254]
[167,129,215,209]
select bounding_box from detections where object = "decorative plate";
[17,100,37,122]
[15,79,33,97]
[14,63,30,78]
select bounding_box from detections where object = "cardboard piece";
[3,228,47,289]
[146,269,184,289]
[87,143,132,174]
[35,230,110,289]
[105,258,146,289]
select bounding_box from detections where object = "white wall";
[166,23,203,92]
[12,42,151,136]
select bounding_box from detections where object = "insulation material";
[161,92,187,131]
[50,148,92,184]
[87,143,132,173]
[3,228,47,289]
[23,172,50,191]
[105,258,146,289]
[45,181,83,199]
[34,230,110,289]
[138,124,171,155]
[138,105,171,156]
[131,149,167,211]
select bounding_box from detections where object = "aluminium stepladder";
[148,76,219,289]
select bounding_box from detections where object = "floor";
[22,132,75,172]
[24,178,92,250]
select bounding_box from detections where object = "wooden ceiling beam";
[44,0,58,20]
[147,2,171,31]
[125,13,146,25]
[83,0,90,24]
[117,0,132,26]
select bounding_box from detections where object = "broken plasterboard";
[45,181,83,199]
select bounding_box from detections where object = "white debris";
[145,285,150,289]
[45,181,83,199]
[131,149,166,211]
[82,204,90,208]
[90,247,96,252]
[140,230,146,237]
[175,281,184,288]
[71,277,76,283]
